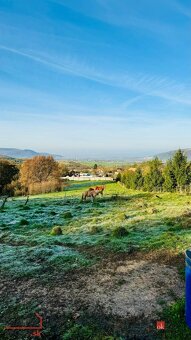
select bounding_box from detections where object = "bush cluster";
[51,226,63,235]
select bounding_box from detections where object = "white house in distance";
[61,173,113,181]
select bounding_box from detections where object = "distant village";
[61,168,122,181]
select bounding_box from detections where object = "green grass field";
[1,181,191,339]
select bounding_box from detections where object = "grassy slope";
[1,181,191,338]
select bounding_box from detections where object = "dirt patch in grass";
[85,260,183,318]
[1,250,184,339]
[70,244,185,269]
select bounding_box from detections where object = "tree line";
[119,149,191,193]
[1,149,191,196]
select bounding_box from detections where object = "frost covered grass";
[1,181,191,277]
[0,243,91,279]
[1,181,191,338]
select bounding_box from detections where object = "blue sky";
[0,0,191,159]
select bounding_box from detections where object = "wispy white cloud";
[1,43,191,107]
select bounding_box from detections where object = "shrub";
[50,211,56,216]
[112,226,129,238]
[88,225,102,234]
[63,212,73,219]
[51,226,63,236]
[19,219,29,226]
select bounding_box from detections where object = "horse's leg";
[82,192,87,202]
[92,192,97,203]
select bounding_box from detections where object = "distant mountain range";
[0,147,191,162]
[0,148,64,160]
[156,149,191,162]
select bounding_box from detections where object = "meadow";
[1,181,191,339]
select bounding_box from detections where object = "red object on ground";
[156,320,165,330]
[5,312,43,337]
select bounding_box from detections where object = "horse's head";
[95,185,105,191]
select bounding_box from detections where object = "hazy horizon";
[0,1,190,154]
[0,145,190,161]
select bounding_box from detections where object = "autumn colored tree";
[20,156,61,194]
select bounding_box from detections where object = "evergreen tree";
[121,173,126,184]
[163,160,176,192]
[144,158,164,192]
[132,168,144,189]
[121,150,191,194]
[172,149,188,191]
[186,163,191,185]
[124,171,135,189]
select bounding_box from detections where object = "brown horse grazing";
[81,188,100,202]
[95,185,105,196]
